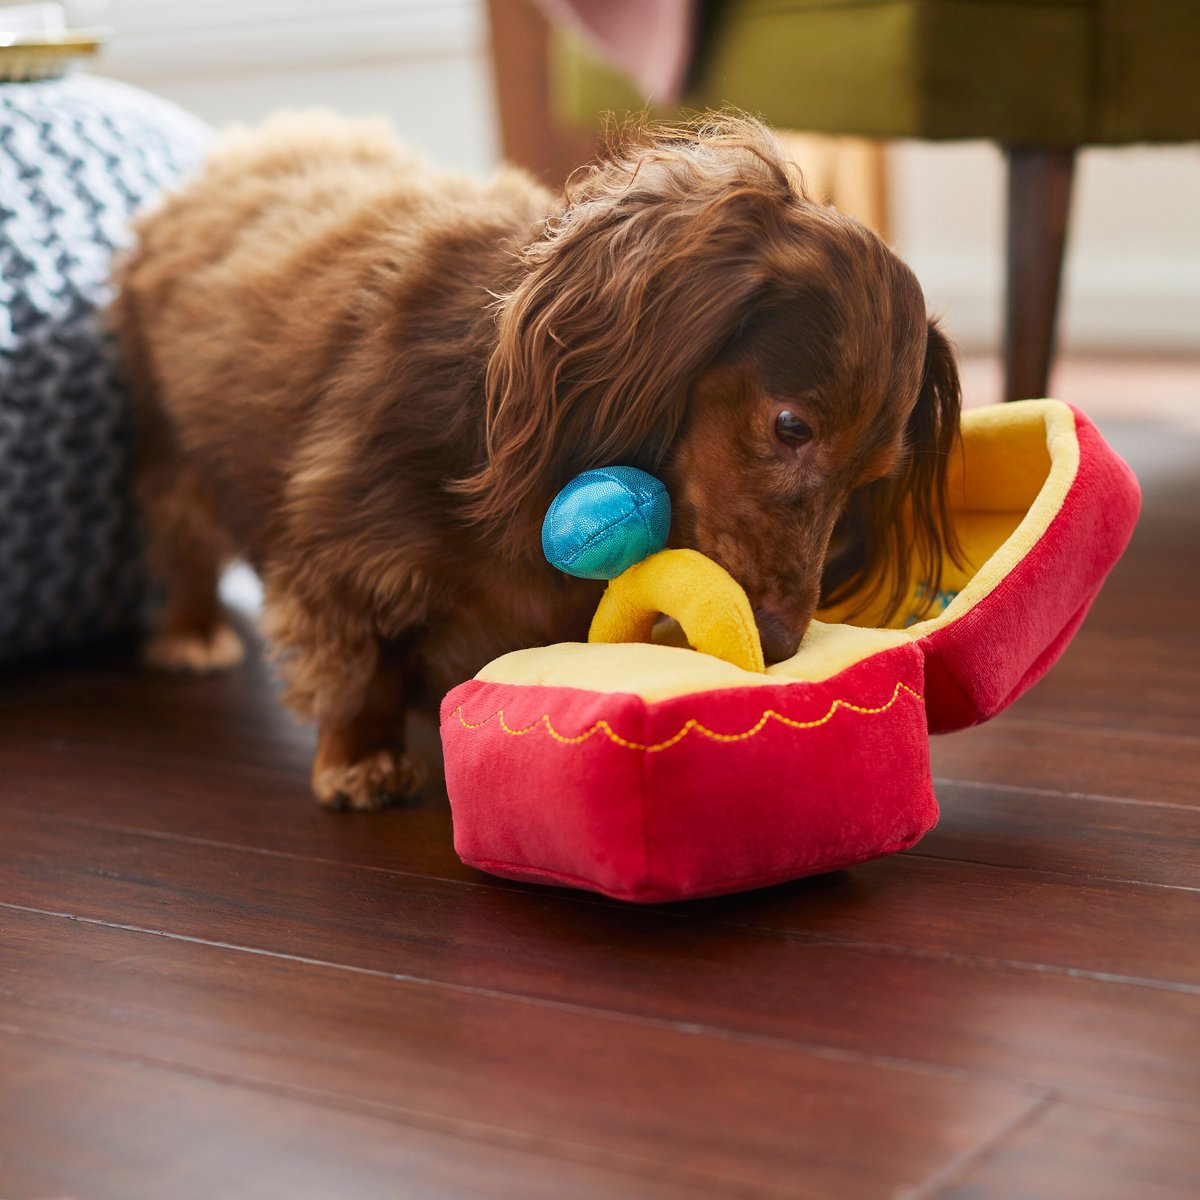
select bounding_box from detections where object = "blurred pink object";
[536,0,699,104]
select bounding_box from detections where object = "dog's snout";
[753,608,804,664]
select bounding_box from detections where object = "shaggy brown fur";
[111,111,961,810]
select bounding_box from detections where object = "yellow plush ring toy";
[589,549,766,674]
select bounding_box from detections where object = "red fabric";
[921,405,1141,732]
[442,643,936,902]
[441,403,1140,903]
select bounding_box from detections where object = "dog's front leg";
[265,592,426,810]
[309,641,427,810]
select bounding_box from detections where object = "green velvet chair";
[547,0,1200,401]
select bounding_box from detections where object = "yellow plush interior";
[475,400,1081,702]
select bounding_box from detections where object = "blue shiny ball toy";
[542,467,671,580]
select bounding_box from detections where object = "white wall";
[69,0,1200,355]
[89,0,499,172]
[892,140,1200,353]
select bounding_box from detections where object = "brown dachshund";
[111,111,961,809]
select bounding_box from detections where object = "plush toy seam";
[561,508,636,565]
[450,680,923,753]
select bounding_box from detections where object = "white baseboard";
[917,257,1200,354]
[894,140,1200,354]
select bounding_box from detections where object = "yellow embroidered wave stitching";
[452,680,923,754]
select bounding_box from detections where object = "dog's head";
[469,115,960,661]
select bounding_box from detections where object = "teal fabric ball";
[542,467,671,580]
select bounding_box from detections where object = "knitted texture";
[0,75,210,660]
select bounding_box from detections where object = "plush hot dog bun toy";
[441,400,1140,903]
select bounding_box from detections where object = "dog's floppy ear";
[823,318,963,621]
[456,119,793,560]
[906,317,964,594]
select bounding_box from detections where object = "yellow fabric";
[878,395,1078,639]
[477,627,911,703]
[817,396,1078,631]
[475,400,1080,702]
[588,548,766,674]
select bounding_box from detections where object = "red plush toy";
[441,401,1140,903]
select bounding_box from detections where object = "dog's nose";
[754,608,803,664]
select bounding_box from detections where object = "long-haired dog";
[111,112,961,810]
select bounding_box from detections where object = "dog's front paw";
[312,748,427,811]
[141,624,245,673]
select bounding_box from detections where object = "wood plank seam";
[901,1094,1055,1200]
[7,896,1198,1101]
[903,849,1200,895]
[931,775,1200,814]
[0,1022,790,1199]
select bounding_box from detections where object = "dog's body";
[112,112,960,809]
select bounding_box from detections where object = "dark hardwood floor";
[2,412,1198,1199]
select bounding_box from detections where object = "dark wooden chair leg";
[485,0,598,190]
[1003,145,1077,402]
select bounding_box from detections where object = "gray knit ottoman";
[0,74,210,661]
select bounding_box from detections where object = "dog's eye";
[774,410,814,448]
